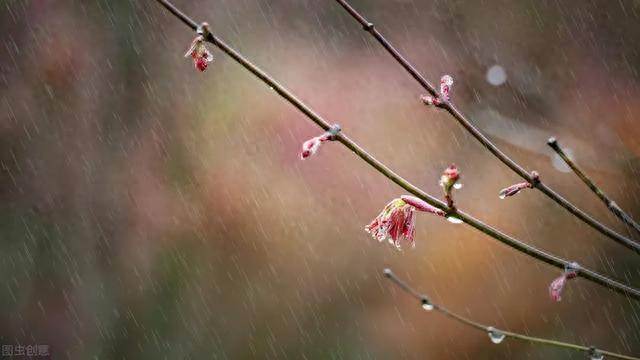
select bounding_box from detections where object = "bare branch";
[154,0,640,299]
[333,0,640,254]
[548,137,640,236]
[383,269,640,360]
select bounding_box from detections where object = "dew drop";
[421,298,434,311]
[446,216,463,224]
[589,348,604,360]
[453,183,463,190]
[499,194,506,200]
[487,327,505,344]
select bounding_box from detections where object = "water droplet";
[421,298,434,311]
[453,183,463,190]
[446,215,463,224]
[498,194,506,199]
[589,348,604,360]
[487,327,505,344]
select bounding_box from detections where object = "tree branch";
[153,0,640,299]
[332,0,640,254]
[383,269,639,360]
[548,137,640,236]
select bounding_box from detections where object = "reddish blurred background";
[1,0,640,358]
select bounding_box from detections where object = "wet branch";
[153,0,640,299]
[548,137,640,236]
[332,0,640,254]
[383,269,639,360]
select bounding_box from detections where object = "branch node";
[565,261,581,275]
[530,170,540,186]
[197,22,211,38]
[327,123,342,140]
[363,22,374,31]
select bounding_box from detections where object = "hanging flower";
[299,124,341,160]
[185,35,213,72]
[549,262,579,302]
[439,164,461,207]
[365,195,445,250]
[421,75,454,106]
[498,171,539,199]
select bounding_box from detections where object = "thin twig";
[383,269,640,360]
[153,0,640,299]
[332,0,640,254]
[548,137,640,236]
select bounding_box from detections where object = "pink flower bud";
[548,263,579,302]
[400,195,446,216]
[548,275,568,302]
[440,75,453,101]
[185,35,214,72]
[299,125,341,160]
[300,136,324,159]
[439,164,461,207]
[498,182,532,199]
[420,75,453,107]
[420,94,440,106]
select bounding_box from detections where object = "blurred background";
[2,0,640,358]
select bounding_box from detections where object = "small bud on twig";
[549,262,580,302]
[498,171,539,199]
[421,75,453,107]
[439,164,461,208]
[300,124,341,159]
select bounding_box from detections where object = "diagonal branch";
[332,0,640,254]
[153,0,640,299]
[383,269,640,360]
[548,137,640,236]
